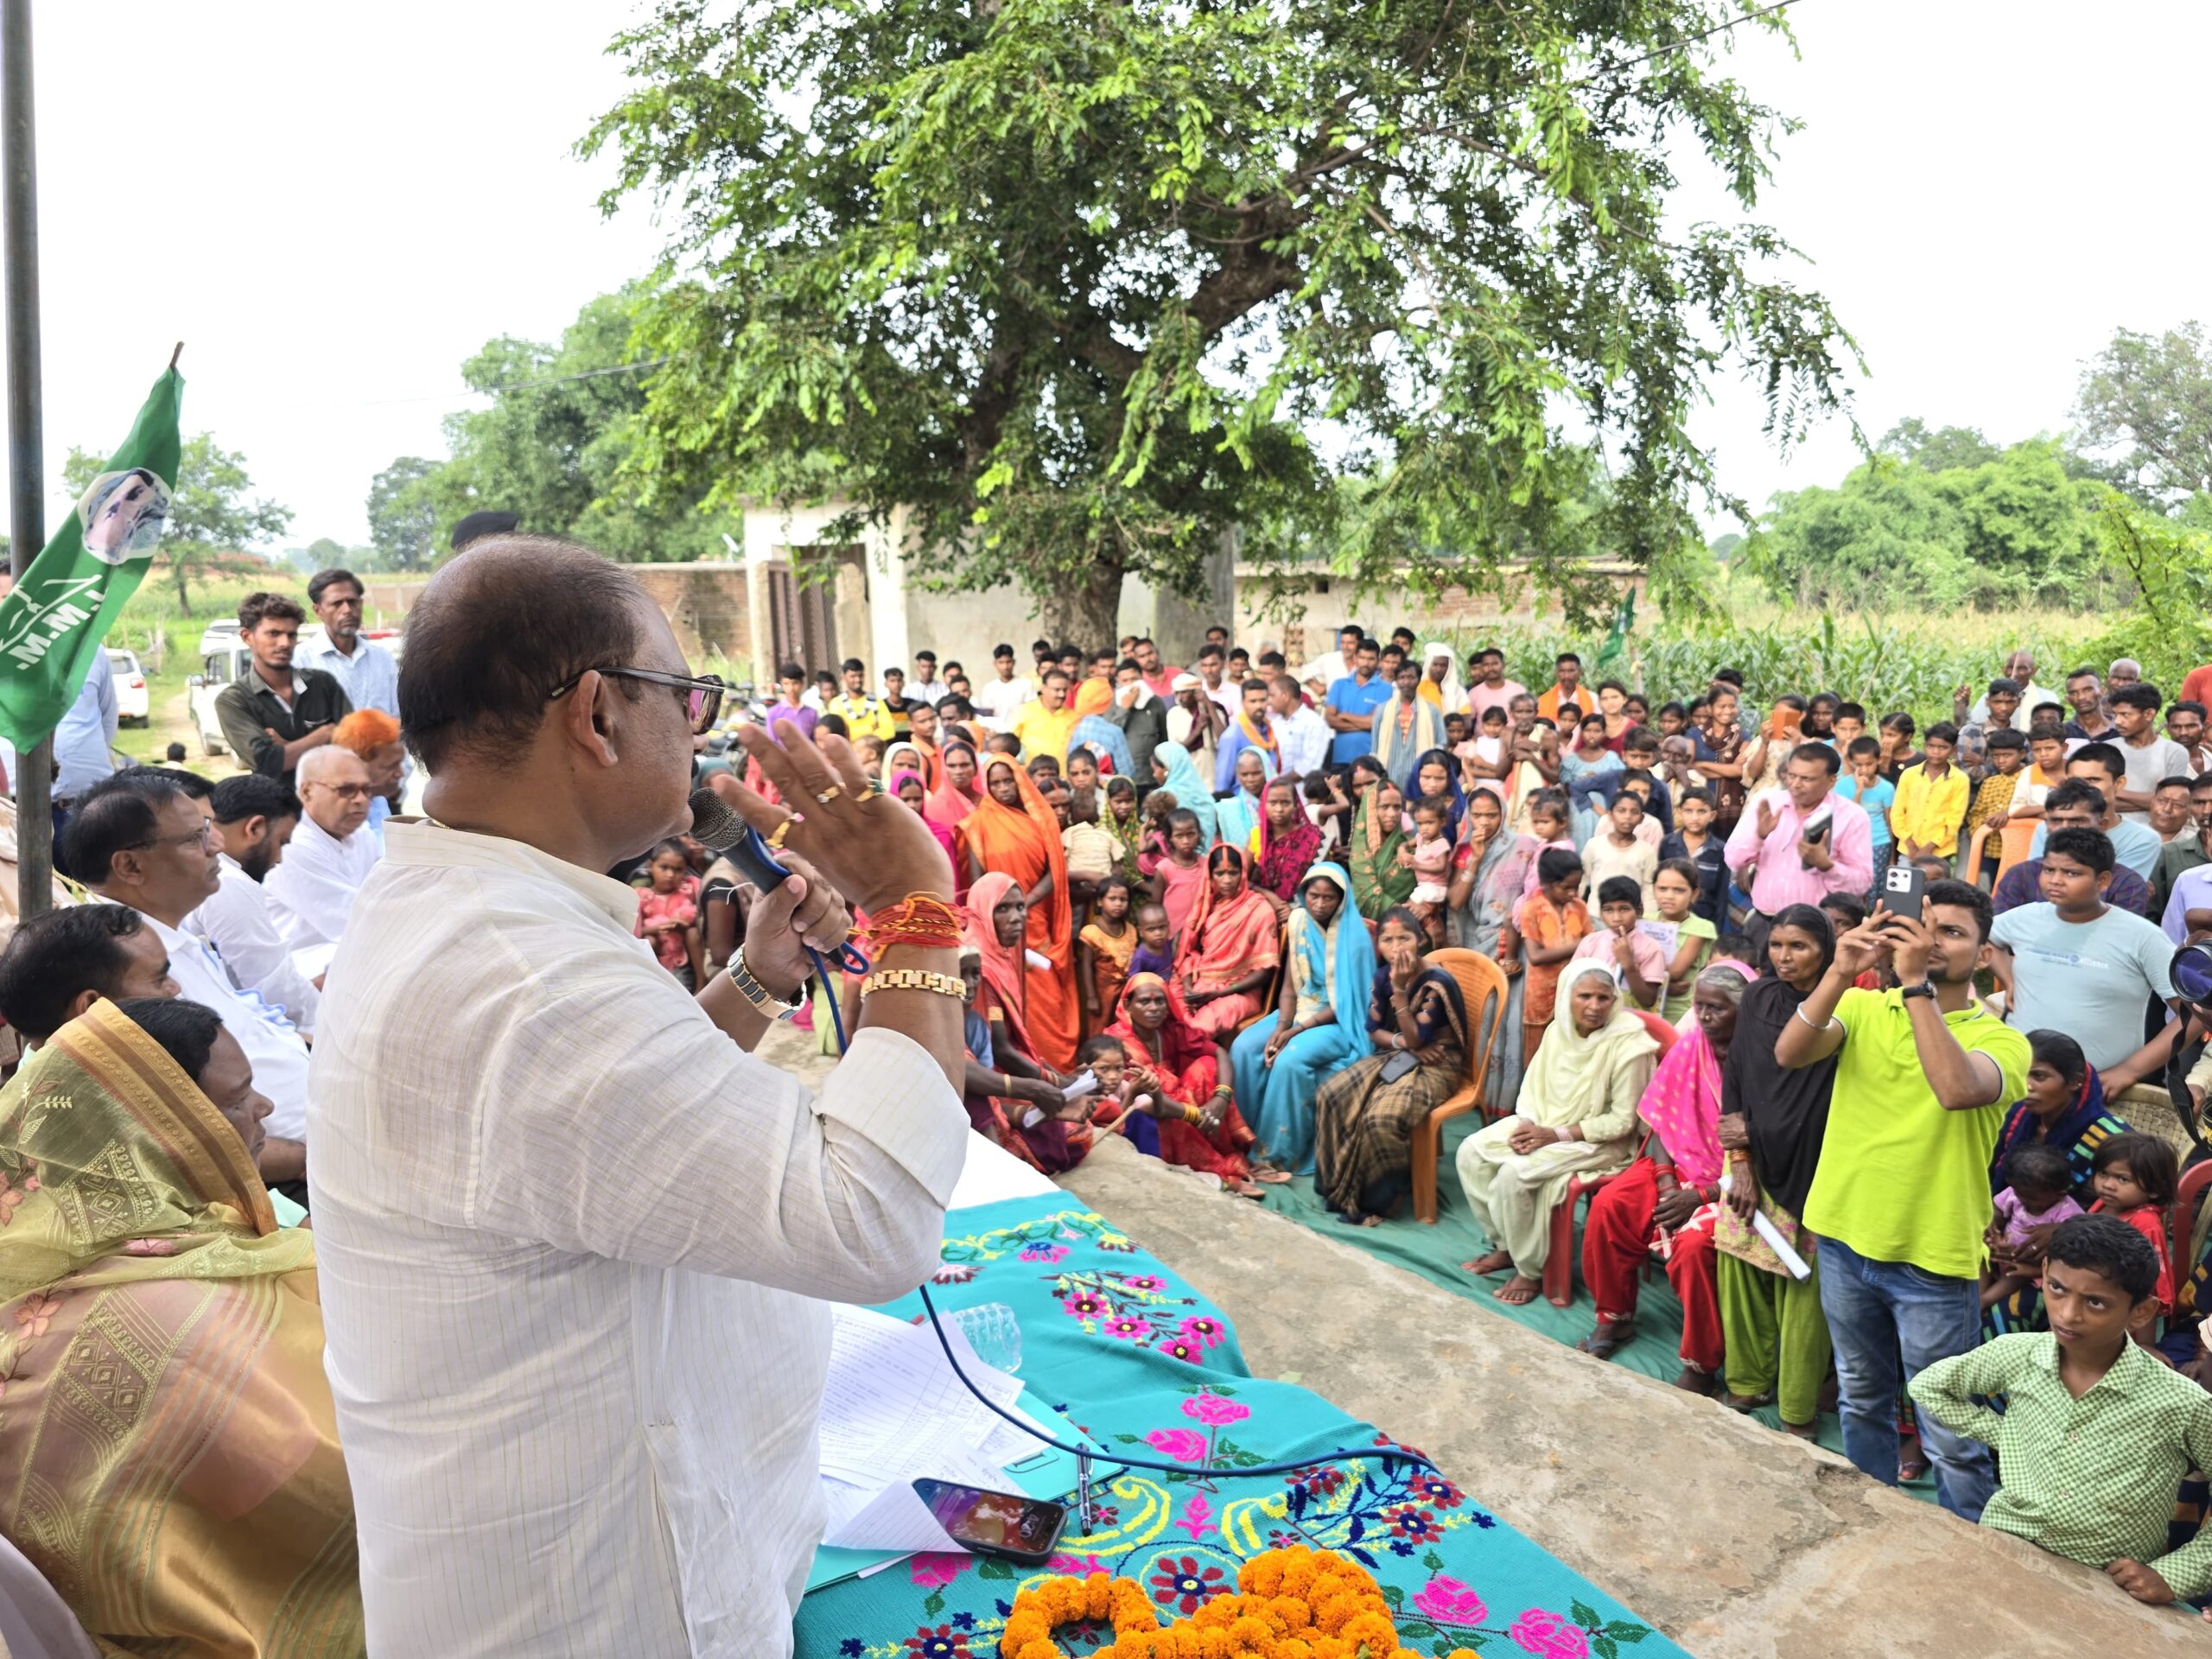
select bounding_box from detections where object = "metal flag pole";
[2,0,53,918]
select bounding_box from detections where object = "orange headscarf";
[957,757,1079,1067]
[1072,674,1114,721]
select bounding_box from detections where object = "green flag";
[1590,588,1636,677]
[0,365,183,749]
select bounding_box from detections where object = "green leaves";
[593,0,1853,637]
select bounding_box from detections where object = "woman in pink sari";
[1575,959,1755,1392]
[928,740,982,833]
[1174,844,1281,1039]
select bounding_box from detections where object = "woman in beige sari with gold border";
[0,997,362,1656]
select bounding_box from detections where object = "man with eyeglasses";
[308,532,964,1658]
[265,745,384,951]
[64,772,314,1193]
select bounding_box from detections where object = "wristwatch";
[1900,980,1937,1001]
[726,945,804,1021]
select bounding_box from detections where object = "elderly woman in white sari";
[1457,959,1659,1305]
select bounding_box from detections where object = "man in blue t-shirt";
[1324,637,1392,765]
[1992,826,2179,1095]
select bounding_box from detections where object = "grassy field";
[105,572,296,775]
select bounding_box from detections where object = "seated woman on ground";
[1176,844,1281,1039]
[0,997,362,1653]
[1097,973,1283,1197]
[1310,906,1470,1226]
[961,877,1091,1173]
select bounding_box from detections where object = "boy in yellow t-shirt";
[1891,721,1970,868]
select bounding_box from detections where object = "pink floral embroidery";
[1144,1427,1210,1464]
[1510,1608,1591,1659]
[1064,1291,1110,1319]
[1047,1552,1109,1576]
[1158,1334,1205,1363]
[1179,1314,1226,1347]
[1102,1315,1149,1341]
[14,1291,61,1340]
[906,1552,969,1589]
[1122,1274,1166,1292]
[1180,1392,1249,1427]
[1413,1575,1489,1626]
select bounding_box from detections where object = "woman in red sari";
[1253,777,1323,907]
[1175,844,1281,1039]
[959,755,1080,1068]
[961,874,1090,1173]
[1099,972,1272,1196]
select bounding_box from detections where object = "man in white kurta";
[187,772,321,1033]
[264,746,382,949]
[307,536,969,1658]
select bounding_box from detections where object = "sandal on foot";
[1574,1320,1637,1361]
[1720,1390,1775,1413]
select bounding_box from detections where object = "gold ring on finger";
[766,816,798,850]
[815,785,843,804]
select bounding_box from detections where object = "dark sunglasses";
[547,666,725,735]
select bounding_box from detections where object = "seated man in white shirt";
[187,773,320,1034]
[62,774,316,1193]
[0,903,181,1049]
[264,744,382,950]
[308,533,968,1658]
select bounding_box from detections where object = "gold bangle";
[859,968,966,1000]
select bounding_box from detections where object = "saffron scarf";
[1174,846,1281,995]
[959,760,1079,1067]
[0,1000,361,1655]
[1235,707,1281,767]
[1635,959,1756,1186]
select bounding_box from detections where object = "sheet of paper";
[1635,918,1680,955]
[817,1306,1025,1488]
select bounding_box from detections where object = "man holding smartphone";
[1775,883,2031,1520]
[1723,743,1873,954]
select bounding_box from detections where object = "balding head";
[399,535,648,773]
[401,533,699,868]
[297,745,372,839]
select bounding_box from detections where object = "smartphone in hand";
[1875,861,1925,916]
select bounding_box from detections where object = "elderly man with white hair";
[265,745,384,950]
[1967,649,2061,732]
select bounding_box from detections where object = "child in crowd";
[1838,736,1895,887]
[855,734,886,780]
[1128,901,1177,985]
[1465,703,1512,805]
[1145,808,1209,938]
[1647,857,1716,1021]
[1961,728,2027,885]
[1655,701,1688,737]
[634,839,704,991]
[1894,720,1968,870]
[1302,771,1346,857]
[1516,848,1592,1060]
[1981,1142,2087,1311]
[1619,731,1671,833]
[1403,793,1457,943]
[1581,789,1657,913]
[1877,711,1920,784]
[1831,701,1866,751]
[1137,789,1181,863]
[1079,1033,1161,1155]
[1101,774,1146,884]
[1910,1215,2212,1613]
[2090,1133,2179,1320]
[1616,770,1666,849]
[1077,877,1139,1029]
[1065,747,1101,801]
[1572,875,1667,1011]
[1658,786,1727,925]
[1061,787,1120,909]
[1522,791,1576,899]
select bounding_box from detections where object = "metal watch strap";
[859,968,966,1000]
[726,946,802,1020]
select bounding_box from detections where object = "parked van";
[186,621,402,757]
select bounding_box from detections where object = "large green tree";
[2075,322,2212,504]
[585,0,1856,642]
[371,289,741,564]
[62,432,290,615]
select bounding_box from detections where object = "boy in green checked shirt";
[1911,1214,2212,1611]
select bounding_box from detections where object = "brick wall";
[631,563,754,664]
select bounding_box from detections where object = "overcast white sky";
[3,1,2206,550]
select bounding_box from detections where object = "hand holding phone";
[1874,861,1925,917]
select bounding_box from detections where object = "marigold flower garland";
[996,1544,1480,1659]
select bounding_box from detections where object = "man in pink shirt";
[1724,742,1873,942]
[1464,647,1528,719]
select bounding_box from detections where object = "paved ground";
[1055,1135,2204,1659]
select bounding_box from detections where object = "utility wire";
[1575,0,1804,82]
[352,353,683,409]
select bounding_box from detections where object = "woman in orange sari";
[1175,844,1281,1039]
[962,874,1091,1173]
[1098,972,1272,1196]
[959,755,1080,1068]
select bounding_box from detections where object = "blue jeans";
[1817,1236,1995,1521]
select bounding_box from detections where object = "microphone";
[688,786,794,893]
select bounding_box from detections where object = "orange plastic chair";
[1409,949,1510,1224]
[1540,1007,1679,1306]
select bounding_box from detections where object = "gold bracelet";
[859,968,966,1000]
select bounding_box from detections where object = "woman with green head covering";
[1349,783,1417,920]
[0,996,362,1655]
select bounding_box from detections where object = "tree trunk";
[1037,554,1123,651]
[173,558,192,618]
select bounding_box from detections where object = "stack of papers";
[817,1306,1033,1553]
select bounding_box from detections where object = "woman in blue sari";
[1152,741,1218,848]
[1229,862,1373,1173]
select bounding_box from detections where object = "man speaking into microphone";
[307,536,967,1657]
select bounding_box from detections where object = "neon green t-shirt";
[1802,987,2031,1280]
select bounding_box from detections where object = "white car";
[106,648,149,725]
